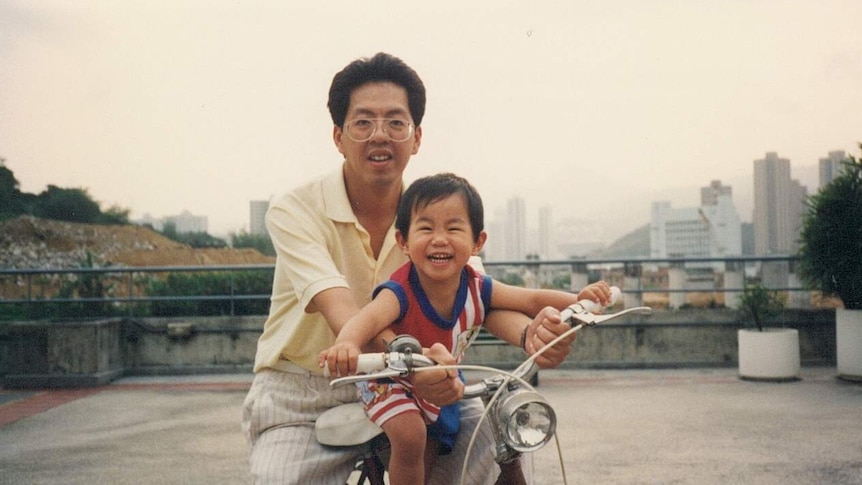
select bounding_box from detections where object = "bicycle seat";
[316,402,384,447]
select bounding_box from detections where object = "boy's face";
[334,81,422,190]
[396,194,487,284]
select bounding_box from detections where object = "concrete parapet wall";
[0,309,835,387]
[122,316,263,375]
[1,319,124,388]
[465,309,835,370]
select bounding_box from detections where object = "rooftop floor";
[1,367,860,484]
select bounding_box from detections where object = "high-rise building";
[537,205,554,260]
[753,152,808,255]
[701,179,732,206]
[484,212,506,262]
[650,180,741,268]
[819,150,848,188]
[249,200,269,235]
[504,196,527,261]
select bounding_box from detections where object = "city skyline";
[2,1,860,241]
[0,146,835,249]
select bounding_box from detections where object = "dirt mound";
[0,216,275,269]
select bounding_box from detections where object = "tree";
[0,159,21,216]
[231,231,275,256]
[33,185,101,223]
[738,281,785,331]
[797,145,862,310]
[97,205,132,225]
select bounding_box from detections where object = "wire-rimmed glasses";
[343,118,415,143]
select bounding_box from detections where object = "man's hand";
[412,343,464,406]
[524,307,576,369]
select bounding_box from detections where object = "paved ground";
[1,367,860,485]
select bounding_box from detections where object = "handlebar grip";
[578,286,621,313]
[560,286,622,323]
[322,353,387,378]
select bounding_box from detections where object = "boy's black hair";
[327,52,427,128]
[396,173,484,242]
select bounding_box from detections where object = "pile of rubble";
[0,216,274,269]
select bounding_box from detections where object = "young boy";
[319,173,610,485]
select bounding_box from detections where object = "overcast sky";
[1,0,860,243]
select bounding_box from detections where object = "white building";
[138,213,164,231]
[503,196,527,261]
[536,205,555,260]
[650,180,742,269]
[163,210,208,234]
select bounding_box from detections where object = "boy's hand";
[318,342,362,377]
[576,281,612,310]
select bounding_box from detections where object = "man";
[241,52,577,484]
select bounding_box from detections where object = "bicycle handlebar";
[323,286,643,384]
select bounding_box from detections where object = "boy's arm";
[489,281,612,318]
[318,289,401,377]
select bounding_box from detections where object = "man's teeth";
[370,155,389,161]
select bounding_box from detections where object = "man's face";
[334,81,422,189]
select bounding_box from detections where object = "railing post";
[127,269,134,317]
[668,262,686,309]
[569,261,588,294]
[787,259,809,309]
[724,261,744,309]
[229,272,236,316]
[623,262,642,308]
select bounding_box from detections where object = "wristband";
[520,325,530,351]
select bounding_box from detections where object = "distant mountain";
[586,221,756,259]
[590,223,651,258]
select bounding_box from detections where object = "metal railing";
[0,255,810,320]
[0,264,274,319]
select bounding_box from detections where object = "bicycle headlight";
[496,389,556,452]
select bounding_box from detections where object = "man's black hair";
[328,52,426,128]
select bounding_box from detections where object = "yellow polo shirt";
[253,167,408,373]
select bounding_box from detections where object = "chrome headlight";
[495,389,556,452]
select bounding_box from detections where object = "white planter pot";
[837,308,862,381]
[737,328,800,381]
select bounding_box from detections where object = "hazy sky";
[1,0,860,243]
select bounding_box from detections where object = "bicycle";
[315,287,651,484]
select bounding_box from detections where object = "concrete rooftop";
[1,367,860,485]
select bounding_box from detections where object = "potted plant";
[798,145,862,381]
[737,281,799,381]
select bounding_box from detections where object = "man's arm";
[483,308,575,369]
[308,287,362,337]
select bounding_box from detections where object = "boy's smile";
[397,194,486,289]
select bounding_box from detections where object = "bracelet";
[519,325,530,351]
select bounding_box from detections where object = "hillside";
[591,224,651,258]
[0,216,275,269]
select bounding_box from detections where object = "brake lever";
[566,306,653,326]
[329,369,403,388]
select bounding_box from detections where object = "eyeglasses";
[343,118,415,143]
